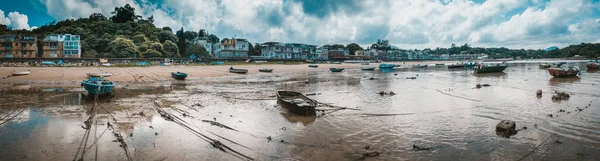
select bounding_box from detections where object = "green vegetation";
[426,43,600,59]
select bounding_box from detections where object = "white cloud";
[8,12,31,30]
[0,10,11,25]
[38,0,600,49]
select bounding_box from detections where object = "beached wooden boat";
[379,64,395,69]
[11,70,30,76]
[229,67,248,74]
[447,64,465,68]
[413,64,428,68]
[259,68,273,72]
[474,64,508,73]
[276,91,317,116]
[81,77,115,95]
[361,67,376,71]
[548,67,579,77]
[539,63,552,69]
[171,72,188,80]
[330,68,344,72]
[586,62,599,70]
[87,72,112,77]
[308,65,318,68]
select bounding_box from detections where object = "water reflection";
[549,77,581,86]
[474,72,507,78]
[379,68,395,73]
[280,112,316,125]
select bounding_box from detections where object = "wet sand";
[0,61,456,87]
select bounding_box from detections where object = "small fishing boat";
[171,72,188,80]
[81,77,115,95]
[330,68,345,72]
[394,64,401,67]
[586,62,599,70]
[361,63,370,65]
[548,66,579,77]
[361,67,376,71]
[331,61,342,64]
[87,72,112,77]
[212,61,225,65]
[465,62,478,69]
[276,91,317,116]
[259,68,273,72]
[413,64,428,68]
[308,65,319,68]
[11,70,31,76]
[435,63,445,66]
[379,64,395,69]
[474,64,508,73]
[539,63,552,69]
[229,67,248,74]
[41,61,56,66]
[447,64,465,68]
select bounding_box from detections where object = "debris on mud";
[495,120,517,138]
[378,91,396,96]
[536,89,543,96]
[551,91,570,100]
[413,144,431,151]
[406,77,417,79]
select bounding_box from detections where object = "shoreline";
[0,61,459,88]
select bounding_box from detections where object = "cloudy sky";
[0,0,599,49]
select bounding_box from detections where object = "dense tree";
[142,49,162,58]
[346,43,363,55]
[187,43,208,58]
[198,29,207,38]
[176,27,187,57]
[110,4,142,23]
[132,34,148,45]
[110,37,138,58]
[158,30,177,43]
[163,40,179,57]
[83,50,99,58]
[207,34,220,44]
[89,13,107,21]
[162,27,172,32]
[221,38,230,43]
[248,43,262,56]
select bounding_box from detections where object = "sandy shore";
[0,61,457,87]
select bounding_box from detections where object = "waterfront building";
[42,34,81,58]
[0,35,38,58]
[213,38,249,58]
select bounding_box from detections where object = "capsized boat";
[330,68,344,72]
[229,67,248,74]
[11,70,31,76]
[379,64,395,69]
[548,66,579,77]
[361,67,376,71]
[171,72,188,80]
[259,68,273,72]
[87,72,112,77]
[276,91,317,116]
[81,77,115,95]
[474,64,508,73]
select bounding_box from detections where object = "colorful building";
[213,38,249,58]
[0,35,38,58]
[42,34,81,58]
[260,42,316,60]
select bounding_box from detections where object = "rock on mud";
[495,120,517,138]
[552,91,570,100]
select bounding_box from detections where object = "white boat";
[87,72,112,77]
[12,70,31,76]
[102,63,112,67]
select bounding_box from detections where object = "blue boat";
[136,61,151,66]
[81,77,115,95]
[330,68,344,72]
[171,72,188,80]
[41,61,56,66]
[212,61,225,65]
[379,64,395,69]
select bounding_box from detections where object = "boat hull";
[587,63,599,70]
[474,66,507,73]
[361,67,376,71]
[229,69,248,74]
[447,64,465,68]
[308,65,318,68]
[276,91,317,116]
[547,68,579,77]
[171,72,188,80]
[82,82,115,95]
[330,68,344,72]
[259,69,273,72]
[12,72,30,76]
[379,64,395,69]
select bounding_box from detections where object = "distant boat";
[276,91,317,116]
[212,61,225,65]
[87,72,112,77]
[539,63,552,69]
[548,67,579,77]
[229,67,248,74]
[435,63,445,66]
[361,67,376,71]
[259,68,273,72]
[308,65,318,68]
[41,61,56,66]
[331,61,342,64]
[102,63,112,67]
[329,68,344,72]
[474,64,508,73]
[413,64,428,68]
[361,63,370,65]
[586,62,599,70]
[171,72,188,80]
[447,64,465,68]
[394,64,401,67]
[81,77,115,95]
[11,70,31,76]
[379,64,395,69]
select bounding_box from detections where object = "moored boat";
[447,64,465,68]
[308,65,319,68]
[81,77,115,95]
[379,64,395,69]
[87,72,112,77]
[539,63,552,69]
[474,64,508,73]
[259,68,273,72]
[171,72,188,80]
[331,61,342,64]
[548,66,579,77]
[229,67,248,74]
[413,64,428,68]
[11,70,31,76]
[276,91,317,116]
[361,67,376,71]
[586,62,599,70]
[212,61,225,65]
[435,63,445,66]
[330,68,344,72]
[41,61,56,66]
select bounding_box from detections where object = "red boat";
[587,62,599,70]
[547,67,579,77]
